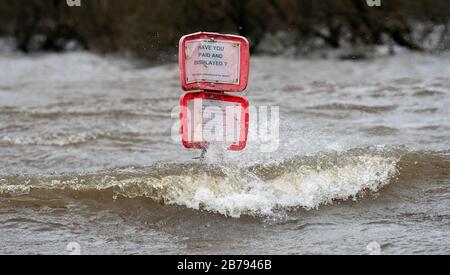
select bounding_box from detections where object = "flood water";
[0,45,449,254]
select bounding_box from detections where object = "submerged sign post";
[178,32,250,152]
[180,92,249,151]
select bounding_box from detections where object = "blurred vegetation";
[0,0,449,59]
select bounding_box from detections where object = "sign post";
[178,32,250,154]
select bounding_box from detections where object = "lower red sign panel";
[180,91,249,151]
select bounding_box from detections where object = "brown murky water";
[0,46,449,254]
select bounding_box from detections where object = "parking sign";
[179,32,250,93]
[180,91,249,151]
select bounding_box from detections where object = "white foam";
[0,151,399,218]
[166,155,398,217]
[1,132,98,146]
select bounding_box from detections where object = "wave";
[0,131,168,147]
[307,103,398,114]
[0,108,170,119]
[0,132,99,146]
[0,148,449,218]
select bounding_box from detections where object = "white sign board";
[186,99,242,146]
[185,39,241,85]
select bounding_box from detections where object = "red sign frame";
[179,32,250,93]
[180,91,249,151]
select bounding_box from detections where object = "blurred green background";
[0,0,449,60]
